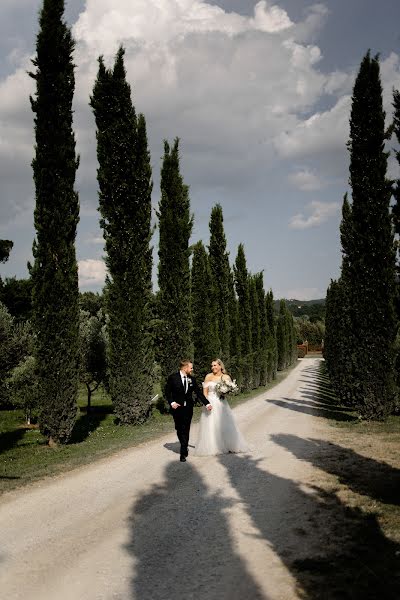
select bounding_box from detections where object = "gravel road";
[0,358,330,600]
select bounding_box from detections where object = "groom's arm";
[192,377,212,409]
[165,375,179,408]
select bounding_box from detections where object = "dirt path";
[0,358,394,599]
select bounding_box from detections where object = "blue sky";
[1,0,400,299]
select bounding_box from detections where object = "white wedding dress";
[194,380,248,456]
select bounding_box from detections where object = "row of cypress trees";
[324,52,399,420]
[189,214,283,391]
[28,0,297,443]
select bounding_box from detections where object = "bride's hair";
[212,358,227,374]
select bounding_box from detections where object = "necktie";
[184,376,188,393]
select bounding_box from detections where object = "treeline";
[324,52,400,420]
[0,0,297,445]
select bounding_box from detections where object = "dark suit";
[165,372,209,457]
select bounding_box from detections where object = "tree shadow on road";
[271,434,400,507]
[125,461,267,600]
[267,398,357,422]
[219,453,400,600]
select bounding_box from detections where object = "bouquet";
[215,378,239,397]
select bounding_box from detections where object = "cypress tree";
[277,299,288,371]
[254,273,268,386]
[191,241,220,381]
[29,0,79,445]
[343,52,397,419]
[158,139,193,388]
[227,269,241,384]
[249,275,261,388]
[208,204,231,365]
[233,244,252,390]
[324,278,353,406]
[392,90,400,319]
[90,48,154,424]
[265,290,278,380]
[392,89,400,392]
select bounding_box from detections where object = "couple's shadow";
[164,442,195,455]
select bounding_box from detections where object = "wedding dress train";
[194,380,248,456]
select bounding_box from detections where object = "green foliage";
[296,318,325,348]
[90,47,154,424]
[276,299,296,370]
[254,273,268,386]
[7,356,39,425]
[276,299,287,371]
[340,52,398,419]
[79,310,107,412]
[208,204,231,365]
[286,300,326,322]
[0,277,33,321]
[0,302,34,406]
[157,139,193,389]
[0,240,13,263]
[249,276,261,388]
[227,269,241,385]
[79,291,103,316]
[265,290,278,380]
[191,241,220,382]
[29,0,80,444]
[326,55,398,419]
[234,244,252,390]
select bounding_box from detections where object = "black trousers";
[172,406,193,456]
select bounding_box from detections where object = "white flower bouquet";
[215,378,239,397]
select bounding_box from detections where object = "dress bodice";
[203,380,221,401]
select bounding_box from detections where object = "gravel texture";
[0,358,329,600]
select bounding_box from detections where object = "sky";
[1,0,400,300]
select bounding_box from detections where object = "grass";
[0,365,295,495]
[311,362,400,578]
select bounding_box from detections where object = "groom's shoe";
[180,455,186,462]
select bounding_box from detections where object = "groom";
[165,359,212,462]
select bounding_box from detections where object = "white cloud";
[274,95,351,160]
[288,167,323,191]
[289,200,339,229]
[78,258,107,288]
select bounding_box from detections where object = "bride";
[194,358,248,456]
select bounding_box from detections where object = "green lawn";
[0,367,294,494]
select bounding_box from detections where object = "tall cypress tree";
[276,299,288,371]
[191,241,220,381]
[158,139,193,388]
[392,89,400,392]
[392,90,400,321]
[29,0,79,445]
[227,268,241,384]
[234,244,252,390]
[254,273,268,386]
[265,290,278,380]
[249,275,261,388]
[208,204,231,365]
[324,278,353,406]
[343,52,397,419]
[90,48,154,424]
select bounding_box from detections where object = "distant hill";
[274,298,326,321]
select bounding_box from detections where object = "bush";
[7,356,39,424]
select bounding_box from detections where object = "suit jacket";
[165,372,209,409]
